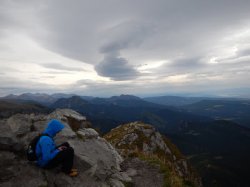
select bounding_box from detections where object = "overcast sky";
[0,0,250,97]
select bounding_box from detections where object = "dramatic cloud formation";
[95,55,139,81]
[0,0,250,97]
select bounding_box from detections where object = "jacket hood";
[43,119,64,137]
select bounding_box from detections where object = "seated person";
[36,119,77,177]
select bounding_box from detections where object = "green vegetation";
[76,132,86,141]
[122,181,134,187]
[104,122,199,187]
[168,120,250,187]
[138,153,194,187]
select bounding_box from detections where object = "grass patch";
[76,132,86,141]
[122,181,134,187]
[138,153,195,187]
[104,122,199,187]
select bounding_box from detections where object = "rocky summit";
[0,109,128,187]
[104,122,202,187]
[0,109,201,187]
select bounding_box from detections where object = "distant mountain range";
[50,95,212,133]
[1,93,250,186]
[51,95,167,132]
[1,93,250,128]
[0,99,50,118]
[144,95,250,106]
[144,96,206,106]
[2,93,77,105]
[89,94,163,108]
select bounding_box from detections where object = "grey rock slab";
[77,128,99,139]
[0,151,47,187]
[0,120,22,152]
[7,114,32,136]
[108,178,125,187]
[125,168,137,177]
[47,109,86,122]
[121,158,164,187]
[69,137,123,181]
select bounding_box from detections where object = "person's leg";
[56,142,70,149]
[45,147,74,174]
[61,147,74,173]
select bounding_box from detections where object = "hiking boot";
[69,170,78,177]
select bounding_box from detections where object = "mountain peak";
[1,93,56,105]
[110,94,141,101]
[104,121,202,186]
[52,96,89,110]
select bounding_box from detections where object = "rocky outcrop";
[120,158,164,187]
[0,109,130,187]
[0,109,202,187]
[104,121,202,187]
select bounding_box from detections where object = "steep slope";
[2,93,82,106]
[181,99,250,128]
[52,96,89,109]
[104,122,202,187]
[167,120,250,187]
[144,96,205,106]
[51,93,78,99]
[84,94,166,108]
[3,93,57,105]
[0,99,50,119]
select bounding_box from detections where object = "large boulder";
[0,109,129,187]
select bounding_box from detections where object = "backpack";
[26,134,49,161]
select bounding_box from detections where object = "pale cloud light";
[0,32,106,88]
[137,60,168,72]
[209,57,219,64]
[164,74,190,84]
[1,0,250,97]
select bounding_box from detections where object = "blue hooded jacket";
[36,119,64,167]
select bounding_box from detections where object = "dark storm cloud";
[95,54,139,81]
[95,21,153,80]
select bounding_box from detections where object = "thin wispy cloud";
[40,63,89,72]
